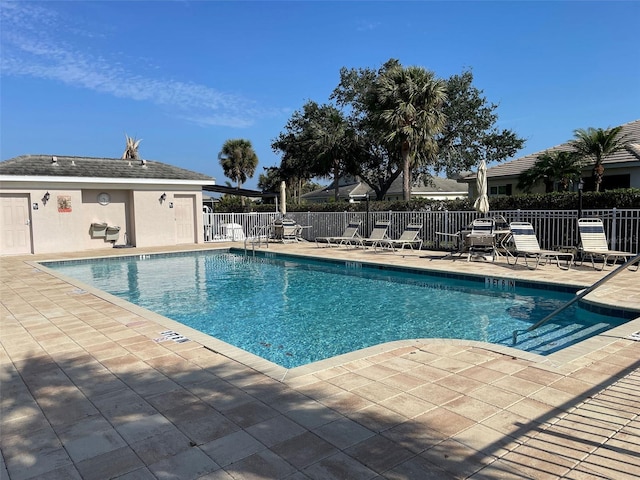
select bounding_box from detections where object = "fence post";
[611,207,617,250]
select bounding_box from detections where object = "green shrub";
[232,188,640,213]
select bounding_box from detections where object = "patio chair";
[507,222,573,270]
[281,218,304,242]
[577,218,638,271]
[466,218,496,261]
[315,219,362,247]
[373,223,423,253]
[353,219,391,248]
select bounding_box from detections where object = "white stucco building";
[0,155,216,255]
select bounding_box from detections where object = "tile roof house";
[302,175,467,203]
[460,119,640,199]
[0,154,216,255]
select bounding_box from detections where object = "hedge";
[236,188,640,213]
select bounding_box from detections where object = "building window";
[489,184,512,196]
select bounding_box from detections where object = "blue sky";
[2,1,639,190]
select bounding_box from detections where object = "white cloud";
[0,2,268,128]
[356,19,381,32]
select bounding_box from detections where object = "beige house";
[302,175,467,203]
[461,119,640,199]
[0,155,216,255]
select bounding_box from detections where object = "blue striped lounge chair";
[507,222,573,270]
[578,218,638,271]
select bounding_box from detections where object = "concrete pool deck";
[1,242,639,479]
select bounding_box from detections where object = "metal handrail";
[512,252,640,344]
[244,224,271,251]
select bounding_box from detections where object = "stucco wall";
[131,190,204,247]
[0,182,204,255]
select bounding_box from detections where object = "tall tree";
[434,70,525,177]
[331,59,403,200]
[272,101,357,202]
[257,167,282,199]
[517,150,583,193]
[272,104,321,204]
[570,126,630,192]
[332,62,523,200]
[374,64,447,200]
[277,60,525,201]
[218,139,258,206]
[218,138,258,189]
[307,103,357,201]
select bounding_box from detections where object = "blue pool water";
[44,250,630,368]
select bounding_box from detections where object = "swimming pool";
[44,249,631,368]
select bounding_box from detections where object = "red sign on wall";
[57,195,72,212]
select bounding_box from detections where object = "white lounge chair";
[577,218,638,271]
[507,222,573,270]
[354,219,391,248]
[315,219,362,247]
[374,223,423,253]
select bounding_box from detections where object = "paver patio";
[1,242,639,479]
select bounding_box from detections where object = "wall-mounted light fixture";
[160,192,167,202]
[42,192,51,204]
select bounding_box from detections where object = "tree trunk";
[238,181,245,207]
[333,160,340,202]
[594,163,604,192]
[402,142,411,201]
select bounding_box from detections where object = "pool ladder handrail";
[512,252,640,344]
[244,224,271,252]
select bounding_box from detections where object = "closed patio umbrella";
[280,181,287,215]
[473,159,490,215]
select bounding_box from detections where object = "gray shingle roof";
[0,155,215,182]
[463,119,640,181]
[302,174,466,200]
[390,175,467,194]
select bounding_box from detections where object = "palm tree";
[570,126,630,192]
[218,139,259,207]
[518,150,584,193]
[307,104,356,202]
[374,65,447,200]
[121,134,142,160]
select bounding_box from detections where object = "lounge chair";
[353,219,391,248]
[373,223,423,253]
[466,218,496,261]
[315,219,362,247]
[577,218,638,271]
[507,222,573,270]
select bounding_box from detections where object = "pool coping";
[30,245,640,381]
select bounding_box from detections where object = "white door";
[174,195,195,244]
[0,194,32,255]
